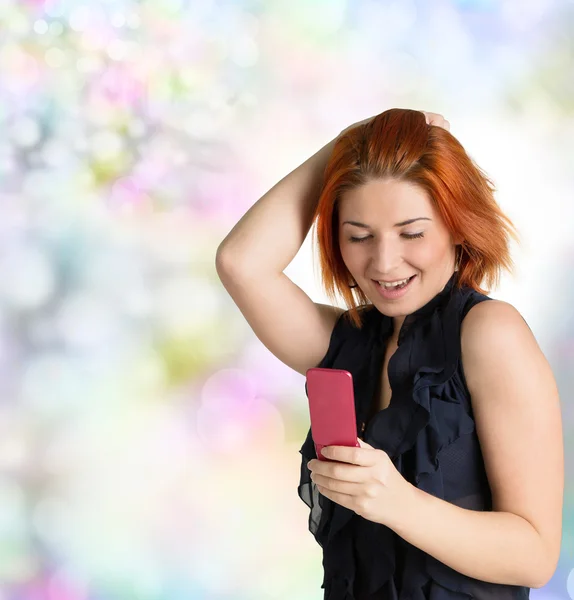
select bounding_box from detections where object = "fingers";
[422,111,450,131]
[342,111,450,138]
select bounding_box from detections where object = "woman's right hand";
[338,110,450,139]
[421,111,450,131]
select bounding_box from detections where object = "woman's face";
[338,177,459,319]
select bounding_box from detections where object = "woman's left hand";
[307,438,413,529]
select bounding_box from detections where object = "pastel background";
[0,0,572,599]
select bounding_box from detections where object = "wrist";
[389,480,420,534]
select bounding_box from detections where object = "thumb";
[357,437,374,449]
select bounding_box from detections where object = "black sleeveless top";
[297,271,531,600]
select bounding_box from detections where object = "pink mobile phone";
[305,367,360,462]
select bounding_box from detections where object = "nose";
[369,237,405,277]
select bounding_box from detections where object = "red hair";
[311,108,520,329]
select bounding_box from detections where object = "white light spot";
[0,432,29,472]
[55,293,121,350]
[126,12,140,29]
[49,21,64,36]
[0,245,56,310]
[91,130,124,161]
[154,277,221,336]
[45,47,66,68]
[0,479,27,538]
[230,35,259,68]
[11,117,41,148]
[76,55,103,74]
[41,138,72,168]
[106,39,129,61]
[111,12,126,28]
[69,6,92,32]
[34,19,49,34]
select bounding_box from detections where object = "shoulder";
[461,298,532,346]
[460,299,540,394]
[460,298,534,354]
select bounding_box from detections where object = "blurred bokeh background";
[0,0,572,598]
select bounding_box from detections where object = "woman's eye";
[349,232,424,243]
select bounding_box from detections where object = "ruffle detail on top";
[345,290,480,599]
[297,274,530,599]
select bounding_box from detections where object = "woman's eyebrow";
[342,217,432,228]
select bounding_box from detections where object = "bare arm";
[215,135,343,376]
[216,136,337,276]
[394,484,550,589]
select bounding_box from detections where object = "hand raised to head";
[338,109,451,139]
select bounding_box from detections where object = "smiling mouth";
[372,275,416,286]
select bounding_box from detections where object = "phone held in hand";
[305,367,361,461]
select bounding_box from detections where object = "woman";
[216,109,563,599]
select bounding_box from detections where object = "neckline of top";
[375,270,460,347]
